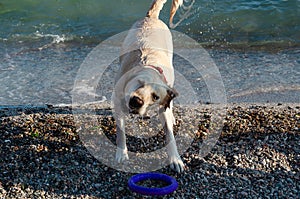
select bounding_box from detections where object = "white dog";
[113,0,184,172]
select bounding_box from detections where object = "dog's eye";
[152,93,160,101]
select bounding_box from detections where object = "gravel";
[0,103,299,198]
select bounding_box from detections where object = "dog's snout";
[129,96,144,109]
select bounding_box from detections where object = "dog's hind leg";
[147,0,182,22]
[159,103,185,172]
[147,0,167,19]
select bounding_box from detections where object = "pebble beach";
[0,1,299,198]
[0,103,299,198]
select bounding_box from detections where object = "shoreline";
[1,42,299,105]
[1,102,299,116]
[0,103,299,198]
[2,32,299,55]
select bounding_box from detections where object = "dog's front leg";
[115,115,129,163]
[159,104,185,172]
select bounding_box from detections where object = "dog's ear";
[163,88,178,110]
[137,79,145,87]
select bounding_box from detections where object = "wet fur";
[113,0,185,172]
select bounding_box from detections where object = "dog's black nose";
[129,96,144,109]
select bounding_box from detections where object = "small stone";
[94,184,102,189]
[240,191,248,196]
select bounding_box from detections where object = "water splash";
[34,31,74,50]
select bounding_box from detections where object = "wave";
[0,0,299,45]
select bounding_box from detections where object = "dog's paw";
[116,147,129,163]
[169,155,185,173]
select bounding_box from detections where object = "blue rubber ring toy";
[128,172,178,196]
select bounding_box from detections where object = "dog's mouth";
[128,105,149,116]
[129,108,139,114]
[128,106,147,115]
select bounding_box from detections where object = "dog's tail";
[146,0,183,27]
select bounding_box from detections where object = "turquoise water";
[1,0,299,44]
[0,0,299,105]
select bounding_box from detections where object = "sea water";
[0,0,299,105]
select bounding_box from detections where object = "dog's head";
[126,80,178,115]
